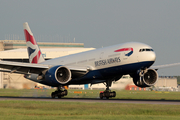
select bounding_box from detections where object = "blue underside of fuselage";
[38,61,154,87]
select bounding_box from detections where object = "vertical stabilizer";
[23,22,45,63]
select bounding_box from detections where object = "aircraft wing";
[0,61,89,77]
[0,61,50,74]
[150,62,180,70]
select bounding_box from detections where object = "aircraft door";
[100,52,104,59]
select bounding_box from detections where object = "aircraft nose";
[149,51,156,62]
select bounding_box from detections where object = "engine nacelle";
[45,65,71,85]
[132,69,158,88]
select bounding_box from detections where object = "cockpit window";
[139,48,154,52]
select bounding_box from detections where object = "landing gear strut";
[99,79,116,99]
[51,86,68,98]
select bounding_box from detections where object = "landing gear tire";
[99,91,116,99]
[99,79,117,99]
[51,87,68,99]
[57,95,61,99]
[100,93,103,99]
[51,92,55,99]
[64,90,68,96]
[112,91,116,97]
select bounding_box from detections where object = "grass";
[1,89,180,119]
[0,100,180,120]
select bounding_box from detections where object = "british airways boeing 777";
[0,22,178,99]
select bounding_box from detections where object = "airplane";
[0,22,179,99]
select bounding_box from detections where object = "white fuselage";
[42,42,156,71]
[26,42,156,86]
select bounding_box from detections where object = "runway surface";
[0,96,180,105]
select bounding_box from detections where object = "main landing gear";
[51,86,68,98]
[99,79,116,99]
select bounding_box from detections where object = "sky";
[0,0,180,76]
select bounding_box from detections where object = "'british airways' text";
[95,57,121,67]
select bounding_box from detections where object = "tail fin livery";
[23,22,45,63]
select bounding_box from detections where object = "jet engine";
[132,69,158,88]
[45,65,72,85]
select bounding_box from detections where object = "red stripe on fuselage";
[114,48,133,52]
[24,29,37,45]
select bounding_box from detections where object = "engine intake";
[45,65,72,85]
[143,69,157,85]
[55,66,71,84]
[132,69,158,88]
